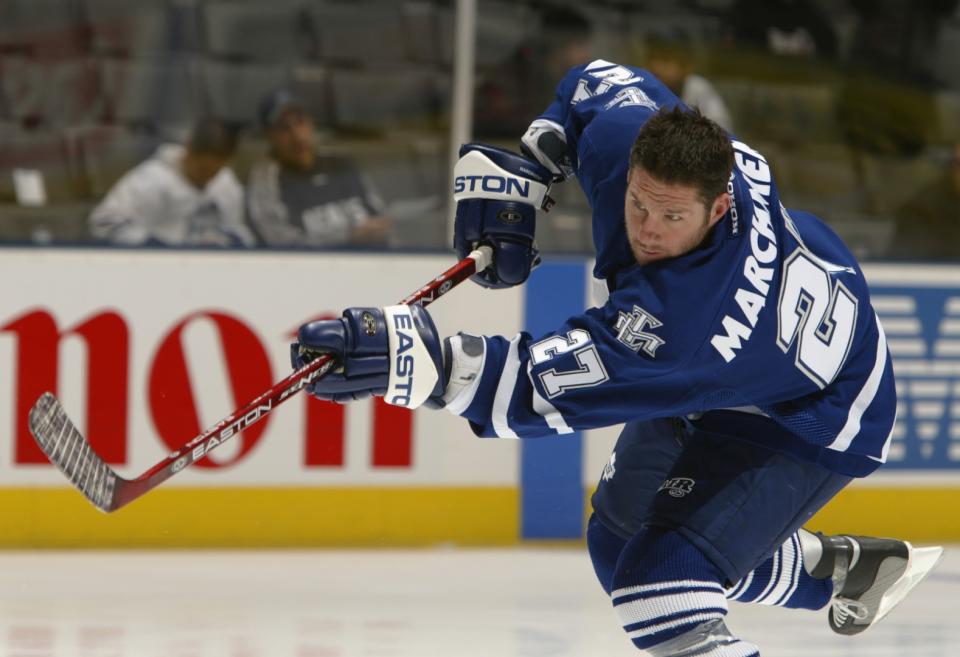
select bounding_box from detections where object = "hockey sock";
[725,531,833,610]
[611,527,759,656]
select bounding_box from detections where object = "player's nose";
[638,216,661,239]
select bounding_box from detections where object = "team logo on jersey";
[602,452,617,482]
[615,305,665,357]
[659,477,695,498]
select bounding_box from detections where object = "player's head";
[259,90,316,171]
[182,117,237,189]
[624,106,733,265]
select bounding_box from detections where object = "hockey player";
[291,60,943,655]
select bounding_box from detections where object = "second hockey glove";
[453,143,553,290]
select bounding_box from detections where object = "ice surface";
[0,546,955,656]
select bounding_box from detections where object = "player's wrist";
[441,333,486,411]
[521,118,574,182]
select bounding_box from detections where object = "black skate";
[824,535,943,635]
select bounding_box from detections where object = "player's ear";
[707,192,730,227]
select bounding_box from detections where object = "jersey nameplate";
[710,141,779,363]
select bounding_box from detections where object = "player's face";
[269,108,317,171]
[624,167,729,265]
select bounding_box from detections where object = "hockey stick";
[28,246,494,513]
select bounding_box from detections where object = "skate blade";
[873,544,945,625]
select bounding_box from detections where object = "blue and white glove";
[291,305,446,409]
[453,143,554,290]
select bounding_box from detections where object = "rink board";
[0,249,958,546]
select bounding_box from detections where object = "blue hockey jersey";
[450,60,895,477]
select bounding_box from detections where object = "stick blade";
[28,392,121,512]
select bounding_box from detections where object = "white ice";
[0,547,955,657]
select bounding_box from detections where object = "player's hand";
[453,143,553,289]
[291,305,446,408]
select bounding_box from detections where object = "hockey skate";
[824,534,944,635]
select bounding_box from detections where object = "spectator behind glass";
[89,118,253,247]
[473,5,592,139]
[645,37,734,132]
[726,0,838,60]
[246,90,391,248]
[890,143,960,259]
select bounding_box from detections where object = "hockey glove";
[292,305,446,409]
[453,143,553,290]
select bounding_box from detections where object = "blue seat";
[84,0,198,57]
[100,56,202,130]
[203,1,315,63]
[329,66,444,132]
[309,1,407,64]
[0,55,106,127]
[0,0,86,57]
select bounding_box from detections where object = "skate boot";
[821,534,944,635]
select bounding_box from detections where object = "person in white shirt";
[89,117,255,247]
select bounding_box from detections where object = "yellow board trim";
[805,487,960,543]
[5,485,960,548]
[0,487,519,548]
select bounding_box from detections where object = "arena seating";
[0,0,953,255]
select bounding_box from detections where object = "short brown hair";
[629,106,733,205]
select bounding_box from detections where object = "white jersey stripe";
[829,314,889,453]
[491,335,522,439]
